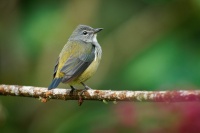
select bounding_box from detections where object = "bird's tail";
[48,78,62,90]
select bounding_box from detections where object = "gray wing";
[60,45,95,83]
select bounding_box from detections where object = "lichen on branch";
[0,84,200,102]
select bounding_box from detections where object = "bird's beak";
[94,28,103,34]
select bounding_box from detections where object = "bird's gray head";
[69,25,103,43]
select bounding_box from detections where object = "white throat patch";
[92,34,98,43]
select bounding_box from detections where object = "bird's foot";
[78,82,93,106]
[70,86,76,96]
[80,82,92,96]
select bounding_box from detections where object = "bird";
[48,24,103,96]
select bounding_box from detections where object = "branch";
[1,84,200,103]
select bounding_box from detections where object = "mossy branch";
[0,84,200,103]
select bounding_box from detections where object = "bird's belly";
[69,59,100,84]
[79,59,100,82]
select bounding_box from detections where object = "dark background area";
[1,0,200,132]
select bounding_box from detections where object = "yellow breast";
[73,58,100,84]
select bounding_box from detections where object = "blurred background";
[1,0,200,132]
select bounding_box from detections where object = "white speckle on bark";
[88,90,92,96]
[52,89,67,95]
[179,90,188,96]
[149,94,155,100]
[126,91,134,98]
[136,93,143,101]
[143,93,148,100]
[11,86,19,95]
[22,86,34,96]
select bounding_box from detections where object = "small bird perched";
[48,25,103,95]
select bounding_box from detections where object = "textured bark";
[0,84,200,102]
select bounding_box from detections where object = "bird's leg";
[70,85,76,96]
[77,82,92,106]
[80,82,92,94]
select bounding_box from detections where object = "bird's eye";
[83,31,88,35]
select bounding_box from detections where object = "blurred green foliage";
[1,0,200,133]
